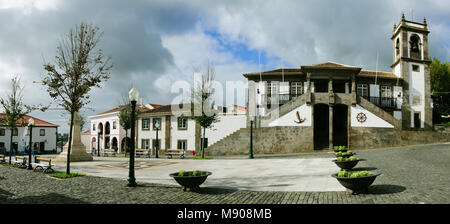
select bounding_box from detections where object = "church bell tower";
[391,13,432,130]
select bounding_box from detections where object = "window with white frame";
[381,86,392,98]
[0,128,5,136]
[357,84,369,97]
[141,139,150,149]
[113,121,117,129]
[142,119,150,130]
[177,140,187,150]
[178,117,187,130]
[290,82,303,95]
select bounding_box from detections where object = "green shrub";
[51,172,85,179]
[337,157,344,162]
[193,170,203,176]
[178,170,187,176]
[338,171,346,177]
[349,156,356,161]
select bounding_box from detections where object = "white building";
[0,114,58,154]
[135,103,247,155]
[88,103,161,154]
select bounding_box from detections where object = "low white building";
[0,114,58,154]
[136,104,247,155]
[88,103,160,154]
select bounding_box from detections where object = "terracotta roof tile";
[0,113,58,127]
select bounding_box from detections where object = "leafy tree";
[42,22,112,174]
[119,104,137,154]
[189,61,220,159]
[0,76,46,164]
[430,58,450,123]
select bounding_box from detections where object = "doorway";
[314,104,329,150]
[333,104,348,147]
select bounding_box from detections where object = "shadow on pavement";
[195,186,239,195]
[0,192,90,204]
[367,184,407,195]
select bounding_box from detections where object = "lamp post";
[27,118,34,170]
[249,116,254,159]
[127,87,139,187]
[155,121,160,158]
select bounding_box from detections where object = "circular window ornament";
[357,112,367,123]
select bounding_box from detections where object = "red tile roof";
[0,113,58,127]
[94,104,162,116]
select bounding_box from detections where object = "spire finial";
[401,12,405,21]
[423,17,427,25]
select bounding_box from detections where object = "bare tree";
[42,22,112,174]
[0,75,47,164]
[189,61,219,159]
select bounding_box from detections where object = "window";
[178,117,187,130]
[40,129,45,136]
[152,139,161,149]
[290,82,303,95]
[0,128,5,136]
[177,140,187,150]
[381,86,392,98]
[395,38,400,55]
[141,139,150,149]
[412,64,420,72]
[92,123,96,131]
[357,84,369,97]
[142,119,150,130]
[113,121,117,129]
[153,118,161,130]
[410,34,421,59]
[12,128,18,136]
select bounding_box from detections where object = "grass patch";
[192,157,213,160]
[1,163,12,166]
[51,172,86,179]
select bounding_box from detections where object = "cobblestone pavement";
[0,143,449,204]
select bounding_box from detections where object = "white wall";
[409,63,425,128]
[268,104,312,127]
[138,116,166,150]
[205,114,247,146]
[90,112,127,152]
[350,105,394,128]
[170,117,196,151]
[0,126,57,153]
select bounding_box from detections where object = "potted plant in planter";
[169,170,212,191]
[333,146,347,153]
[331,170,381,194]
[335,150,356,158]
[332,156,365,170]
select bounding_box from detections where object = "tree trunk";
[66,111,75,174]
[8,127,13,164]
[125,129,128,156]
[201,126,206,159]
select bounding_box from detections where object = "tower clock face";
[357,112,367,123]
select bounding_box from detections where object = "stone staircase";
[260,94,306,127]
[357,96,402,128]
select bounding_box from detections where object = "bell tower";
[391,13,432,130]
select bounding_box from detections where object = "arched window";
[410,34,421,59]
[395,38,400,56]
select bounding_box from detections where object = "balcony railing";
[360,95,397,109]
[261,93,302,104]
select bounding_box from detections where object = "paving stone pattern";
[0,143,449,204]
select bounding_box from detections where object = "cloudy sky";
[0,0,449,133]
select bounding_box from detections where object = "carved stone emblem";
[294,111,306,124]
[356,112,367,123]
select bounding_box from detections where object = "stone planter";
[331,171,381,194]
[169,171,212,191]
[332,159,365,170]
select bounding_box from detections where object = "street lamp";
[155,121,160,158]
[127,87,139,187]
[249,116,254,159]
[27,118,34,170]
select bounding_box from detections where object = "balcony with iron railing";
[359,95,397,109]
